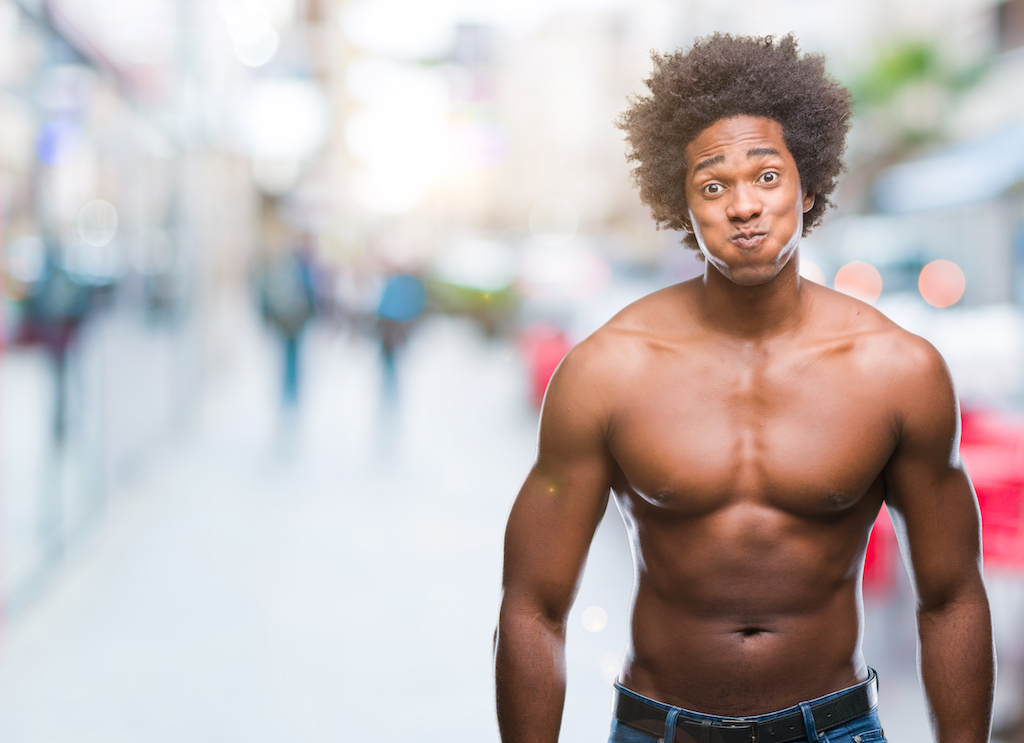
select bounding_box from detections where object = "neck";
[697,256,809,339]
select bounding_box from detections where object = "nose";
[727,183,762,223]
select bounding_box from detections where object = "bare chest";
[608,347,897,515]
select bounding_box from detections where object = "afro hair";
[617,33,853,251]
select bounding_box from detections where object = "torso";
[595,278,904,714]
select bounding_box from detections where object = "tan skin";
[495,116,994,741]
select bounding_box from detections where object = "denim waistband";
[613,667,878,725]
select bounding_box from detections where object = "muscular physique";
[495,116,994,742]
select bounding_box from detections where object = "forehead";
[685,116,792,175]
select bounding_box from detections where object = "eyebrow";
[691,147,782,175]
[692,154,724,174]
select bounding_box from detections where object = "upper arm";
[500,339,618,626]
[883,337,985,611]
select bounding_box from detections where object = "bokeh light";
[344,65,451,213]
[918,259,966,308]
[218,0,271,27]
[598,651,621,685]
[234,27,279,67]
[240,79,328,160]
[77,200,118,247]
[581,605,608,633]
[833,261,883,304]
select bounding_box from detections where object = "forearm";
[918,590,995,743]
[494,604,568,743]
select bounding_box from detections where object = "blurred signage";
[873,124,1024,213]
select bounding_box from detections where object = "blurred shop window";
[998,0,1024,51]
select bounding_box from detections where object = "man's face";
[684,116,814,286]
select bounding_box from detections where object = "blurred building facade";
[2,0,1024,613]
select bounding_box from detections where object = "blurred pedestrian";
[375,272,426,398]
[21,242,100,444]
[256,239,319,410]
[16,239,113,559]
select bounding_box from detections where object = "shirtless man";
[495,34,995,743]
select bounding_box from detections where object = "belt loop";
[799,702,819,742]
[700,718,712,743]
[663,708,681,743]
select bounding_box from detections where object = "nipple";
[826,492,849,508]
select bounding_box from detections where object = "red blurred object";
[863,505,897,596]
[864,407,1024,598]
[518,324,573,408]
[959,408,1024,570]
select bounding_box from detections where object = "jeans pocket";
[848,729,886,743]
[822,725,886,743]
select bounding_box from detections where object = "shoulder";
[598,279,703,354]
[556,280,697,383]
[882,327,957,443]
[842,298,949,392]
[804,285,955,430]
[810,284,946,378]
[542,281,695,422]
[813,286,955,435]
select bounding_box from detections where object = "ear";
[802,192,815,213]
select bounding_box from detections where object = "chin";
[703,250,785,286]
[723,265,782,286]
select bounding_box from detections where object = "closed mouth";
[731,232,767,249]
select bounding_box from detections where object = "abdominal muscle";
[615,499,872,716]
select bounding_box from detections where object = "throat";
[699,261,808,338]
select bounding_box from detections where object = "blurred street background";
[1,0,1024,740]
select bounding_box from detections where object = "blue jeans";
[608,670,886,743]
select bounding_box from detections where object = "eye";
[758,172,778,184]
[703,183,723,195]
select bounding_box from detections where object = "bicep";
[884,346,984,610]
[500,349,616,624]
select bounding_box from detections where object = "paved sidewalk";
[0,315,637,742]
